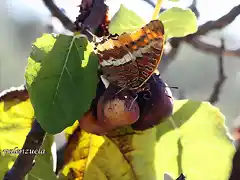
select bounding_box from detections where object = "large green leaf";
[25,34,99,134]
[159,7,198,39]
[108,4,146,35]
[154,100,235,179]
[59,100,235,180]
[0,87,56,180]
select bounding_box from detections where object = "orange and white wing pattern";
[96,20,165,91]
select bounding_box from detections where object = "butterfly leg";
[128,93,138,111]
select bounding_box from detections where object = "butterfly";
[95,20,165,92]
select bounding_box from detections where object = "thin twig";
[207,38,227,104]
[142,0,155,8]
[189,0,200,18]
[189,4,240,38]
[184,4,240,57]
[42,0,75,32]
[80,0,107,35]
[3,120,46,180]
[187,38,240,57]
[164,3,240,68]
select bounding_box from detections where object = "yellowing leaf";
[108,4,146,35]
[0,86,56,180]
[159,7,197,39]
[59,100,235,180]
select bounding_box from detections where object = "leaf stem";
[151,0,164,20]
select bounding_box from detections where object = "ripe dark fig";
[97,84,140,128]
[131,74,174,130]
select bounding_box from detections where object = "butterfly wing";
[97,20,164,90]
[97,42,139,88]
[133,20,165,89]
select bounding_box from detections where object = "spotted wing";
[96,36,139,89]
[133,20,165,89]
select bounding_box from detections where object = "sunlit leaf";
[108,4,146,35]
[0,86,56,180]
[25,34,99,134]
[108,5,197,41]
[158,7,197,39]
[59,100,235,180]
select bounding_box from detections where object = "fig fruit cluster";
[79,74,174,135]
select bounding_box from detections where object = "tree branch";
[165,3,240,63]
[187,38,240,57]
[207,38,227,104]
[42,0,75,32]
[141,0,155,8]
[185,4,240,56]
[3,120,46,180]
[189,4,240,37]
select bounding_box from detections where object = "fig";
[82,74,173,134]
[97,84,140,128]
[78,110,112,135]
[131,74,174,130]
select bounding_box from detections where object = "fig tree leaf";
[108,4,146,35]
[154,100,235,180]
[25,34,99,134]
[59,100,235,180]
[158,7,198,39]
[0,86,56,180]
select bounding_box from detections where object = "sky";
[7,0,240,23]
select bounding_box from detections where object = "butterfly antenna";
[160,85,178,89]
[152,74,178,90]
[115,85,127,95]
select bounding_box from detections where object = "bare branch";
[189,0,200,18]
[187,38,240,57]
[141,0,155,8]
[207,38,227,104]
[81,0,107,33]
[42,0,75,32]
[74,0,108,40]
[190,4,240,37]
[166,4,240,61]
[3,120,46,180]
